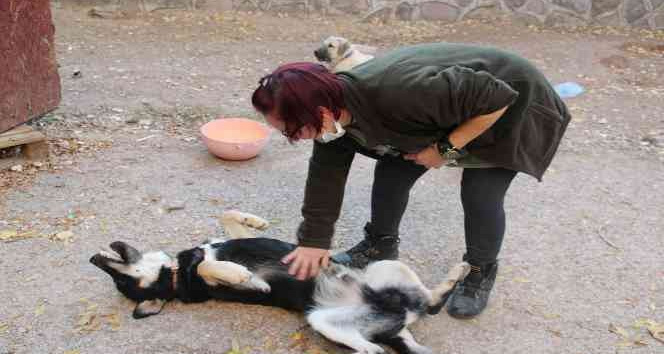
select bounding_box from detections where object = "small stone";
[139,119,152,126]
[598,118,608,124]
[125,117,138,124]
[32,162,43,167]
[161,201,185,213]
[10,165,23,172]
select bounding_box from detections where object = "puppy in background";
[314,36,375,73]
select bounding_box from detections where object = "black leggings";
[369,154,517,266]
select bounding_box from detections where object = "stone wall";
[56,0,664,29]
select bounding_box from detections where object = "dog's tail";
[426,262,471,315]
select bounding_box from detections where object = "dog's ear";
[337,39,351,57]
[110,241,141,264]
[133,299,166,319]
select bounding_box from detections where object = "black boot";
[330,223,399,268]
[446,262,498,319]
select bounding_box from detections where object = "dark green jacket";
[297,43,571,249]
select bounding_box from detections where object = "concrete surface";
[0,9,663,354]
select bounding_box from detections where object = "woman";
[251,42,570,318]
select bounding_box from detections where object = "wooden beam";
[0,127,45,150]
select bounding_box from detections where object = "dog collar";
[170,262,179,292]
[342,49,355,60]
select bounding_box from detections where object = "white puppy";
[314,36,375,73]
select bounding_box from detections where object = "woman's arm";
[404,106,509,168]
[448,106,508,149]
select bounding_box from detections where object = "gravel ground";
[1,8,663,354]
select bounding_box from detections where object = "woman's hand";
[404,144,446,169]
[281,247,330,280]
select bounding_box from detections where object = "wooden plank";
[0,130,45,149]
[0,125,33,137]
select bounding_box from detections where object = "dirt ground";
[1,8,663,354]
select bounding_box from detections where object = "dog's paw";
[447,261,471,282]
[243,276,271,293]
[226,265,252,284]
[352,343,384,354]
[222,210,269,230]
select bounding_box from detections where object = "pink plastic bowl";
[200,118,271,160]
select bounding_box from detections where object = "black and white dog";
[90,210,470,354]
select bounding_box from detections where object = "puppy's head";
[314,36,352,64]
[90,241,175,319]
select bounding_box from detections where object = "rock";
[361,6,393,23]
[593,10,622,26]
[10,165,23,172]
[655,12,664,29]
[545,10,587,26]
[456,0,475,8]
[590,0,622,17]
[0,0,61,133]
[624,0,648,24]
[138,119,152,126]
[524,0,549,16]
[464,5,500,19]
[419,1,460,21]
[599,55,629,69]
[552,0,591,14]
[125,117,139,124]
[504,0,527,9]
[395,1,417,20]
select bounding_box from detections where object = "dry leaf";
[1,229,38,242]
[513,277,532,283]
[64,350,80,354]
[305,345,329,354]
[609,323,631,338]
[610,323,650,347]
[634,319,664,344]
[51,230,75,242]
[0,229,18,240]
[290,331,304,341]
[546,328,563,337]
[35,304,46,316]
[0,322,8,333]
[75,299,102,333]
[225,337,250,354]
[102,312,121,331]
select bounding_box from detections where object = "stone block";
[419,1,460,21]
[552,0,591,15]
[624,0,648,24]
[504,0,527,9]
[591,0,621,17]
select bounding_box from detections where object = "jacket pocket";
[521,102,563,162]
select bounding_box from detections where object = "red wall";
[0,0,61,133]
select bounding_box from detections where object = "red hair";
[251,62,345,140]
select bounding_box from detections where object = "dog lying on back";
[91,210,470,354]
[314,36,375,73]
